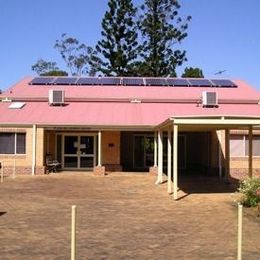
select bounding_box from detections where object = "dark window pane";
[134,136,144,167]
[57,135,62,162]
[0,133,15,154]
[80,157,94,168]
[64,156,78,168]
[16,133,26,154]
[64,136,78,154]
[145,137,154,167]
[80,136,94,155]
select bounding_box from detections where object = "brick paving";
[0,173,259,259]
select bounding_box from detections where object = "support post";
[237,204,243,260]
[32,124,37,176]
[248,126,253,178]
[71,205,77,260]
[173,124,178,200]
[167,128,172,194]
[156,130,163,184]
[224,129,230,181]
[98,131,102,166]
[154,131,158,167]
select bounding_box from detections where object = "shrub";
[238,178,260,207]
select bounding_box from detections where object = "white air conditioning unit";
[49,90,65,105]
[202,91,218,107]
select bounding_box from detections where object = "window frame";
[0,132,26,155]
[230,134,260,157]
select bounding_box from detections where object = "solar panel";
[122,78,144,86]
[211,79,237,88]
[99,77,121,85]
[54,77,78,85]
[188,79,213,87]
[167,78,189,86]
[30,77,55,85]
[77,77,101,85]
[145,78,167,86]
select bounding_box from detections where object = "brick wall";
[0,126,45,175]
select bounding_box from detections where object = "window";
[230,134,260,157]
[230,135,245,157]
[0,133,26,154]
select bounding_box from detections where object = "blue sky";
[1,0,260,90]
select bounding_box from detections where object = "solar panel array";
[29,77,238,88]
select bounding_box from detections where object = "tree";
[55,33,98,76]
[137,0,191,77]
[94,0,139,76]
[31,59,68,76]
[181,67,204,78]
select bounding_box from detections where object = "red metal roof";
[0,77,259,127]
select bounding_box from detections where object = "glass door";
[64,136,78,168]
[63,135,96,169]
[79,136,95,168]
[134,135,154,169]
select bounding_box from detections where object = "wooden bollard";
[71,205,77,260]
[237,204,243,260]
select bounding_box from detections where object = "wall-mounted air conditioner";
[49,90,65,105]
[202,91,218,107]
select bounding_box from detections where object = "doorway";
[62,134,96,170]
[133,135,154,169]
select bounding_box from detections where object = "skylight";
[8,102,25,109]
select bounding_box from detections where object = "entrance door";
[63,135,96,169]
[134,135,154,169]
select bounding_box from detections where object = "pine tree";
[94,0,139,76]
[138,0,191,77]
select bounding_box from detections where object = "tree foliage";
[137,0,191,77]
[31,59,68,76]
[181,67,204,78]
[55,33,98,76]
[94,0,139,76]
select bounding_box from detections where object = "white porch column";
[173,124,178,200]
[248,126,253,178]
[32,124,37,176]
[154,131,158,167]
[224,129,230,181]
[98,131,102,166]
[156,130,163,184]
[167,128,172,194]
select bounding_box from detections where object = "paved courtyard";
[0,173,259,259]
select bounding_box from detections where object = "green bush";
[238,177,260,207]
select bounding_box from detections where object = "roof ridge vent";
[130,98,141,103]
[2,97,12,102]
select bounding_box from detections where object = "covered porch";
[153,116,260,200]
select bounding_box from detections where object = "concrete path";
[0,173,259,259]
